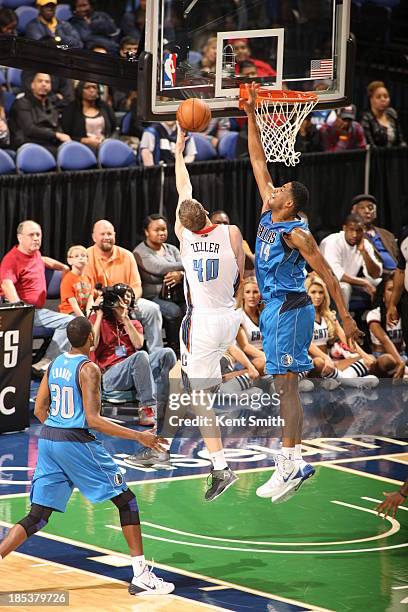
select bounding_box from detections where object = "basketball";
[176,98,212,132]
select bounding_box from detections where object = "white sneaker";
[128,566,175,596]
[256,454,302,502]
[298,378,315,392]
[320,378,341,391]
[339,375,379,389]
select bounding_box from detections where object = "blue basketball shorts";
[31,433,129,513]
[260,292,314,375]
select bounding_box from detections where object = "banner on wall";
[0,305,34,434]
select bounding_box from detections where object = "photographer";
[89,283,176,426]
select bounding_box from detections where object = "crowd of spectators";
[0,2,405,169]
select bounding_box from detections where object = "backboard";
[138,0,354,121]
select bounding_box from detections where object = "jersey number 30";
[50,384,75,419]
[193,258,219,283]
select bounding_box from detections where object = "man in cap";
[351,194,399,273]
[320,105,367,152]
[25,0,82,48]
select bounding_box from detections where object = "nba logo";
[163,53,176,88]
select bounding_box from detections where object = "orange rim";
[239,83,318,105]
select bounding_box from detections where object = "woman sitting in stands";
[366,275,407,379]
[305,273,395,388]
[235,276,265,376]
[133,214,185,355]
[61,81,116,150]
[361,81,406,148]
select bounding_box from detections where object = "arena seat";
[192,133,218,161]
[3,91,16,115]
[120,111,132,135]
[55,3,72,21]
[7,67,22,91]
[98,138,137,168]
[0,149,16,174]
[32,269,63,365]
[15,5,38,34]
[0,71,6,87]
[218,131,239,160]
[3,0,35,7]
[17,143,57,174]
[57,141,97,170]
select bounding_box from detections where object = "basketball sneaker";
[124,448,170,467]
[339,375,379,389]
[138,406,156,426]
[128,566,175,595]
[204,467,238,502]
[256,454,303,502]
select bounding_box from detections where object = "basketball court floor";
[0,382,407,612]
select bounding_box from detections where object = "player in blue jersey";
[0,317,174,596]
[242,84,363,502]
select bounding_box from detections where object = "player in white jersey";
[175,125,245,501]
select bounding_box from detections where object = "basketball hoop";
[239,84,318,167]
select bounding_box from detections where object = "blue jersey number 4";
[193,258,219,282]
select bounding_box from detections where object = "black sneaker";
[204,467,238,502]
[124,448,170,467]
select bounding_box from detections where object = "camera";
[92,283,136,317]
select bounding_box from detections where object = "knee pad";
[111,488,140,527]
[18,504,54,537]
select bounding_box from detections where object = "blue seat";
[57,141,97,170]
[0,71,6,87]
[0,149,15,174]
[188,50,202,66]
[3,0,35,7]
[32,269,63,364]
[3,91,16,115]
[120,111,132,135]
[98,138,136,168]
[15,5,38,34]
[218,131,239,160]
[192,133,218,161]
[17,143,57,174]
[55,3,72,21]
[7,67,22,91]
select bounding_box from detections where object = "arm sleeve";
[0,253,17,284]
[128,254,142,291]
[139,130,156,152]
[14,99,57,143]
[60,274,75,301]
[360,113,375,146]
[134,245,184,277]
[366,307,381,325]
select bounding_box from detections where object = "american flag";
[310,59,333,79]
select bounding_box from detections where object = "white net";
[255,97,318,167]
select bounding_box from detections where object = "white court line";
[393,586,408,590]
[0,520,332,612]
[362,496,408,511]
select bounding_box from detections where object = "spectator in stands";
[111,36,139,112]
[120,5,145,42]
[133,214,185,356]
[61,81,116,151]
[295,114,323,153]
[235,276,265,375]
[231,38,276,77]
[9,73,71,155]
[351,193,398,273]
[386,225,408,352]
[319,213,383,308]
[0,96,11,152]
[210,210,255,275]
[320,105,366,152]
[361,81,406,147]
[0,8,18,36]
[69,0,119,53]
[59,245,93,317]
[367,276,407,378]
[139,121,196,166]
[90,283,176,427]
[0,220,72,373]
[26,0,83,48]
[200,36,217,74]
[85,219,164,353]
[237,60,258,80]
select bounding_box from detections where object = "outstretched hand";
[135,428,168,452]
[376,490,406,519]
[342,316,364,346]
[240,82,258,116]
[176,123,186,155]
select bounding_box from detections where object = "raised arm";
[287,228,363,343]
[174,125,193,241]
[240,83,274,211]
[228,225,245,282]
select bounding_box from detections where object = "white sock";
[131,554,146,578]
[280,446,295,462]
[338,360,368,379]
[323,367,339,379]
[210,449,228,471]
[294,444,302,461]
